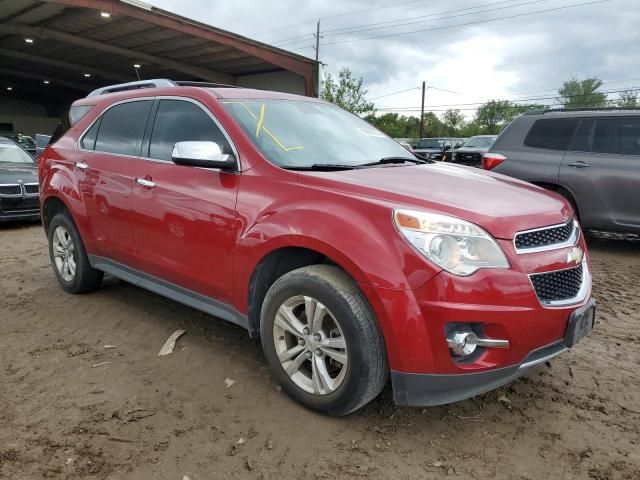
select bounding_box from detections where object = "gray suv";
[483,109,640,234]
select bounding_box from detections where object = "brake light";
[482,153,506,170]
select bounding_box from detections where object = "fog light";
[447,329,510,358]
[447,331,478,357]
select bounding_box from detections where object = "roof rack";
[524,106,640,115]
[87,79,240,97]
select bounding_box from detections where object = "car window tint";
[570,119,594,152]
[149,100,230,161]
[81,118,101,150]
[94,100,152,156]
[593,117,640,156]
[524,118,578,151]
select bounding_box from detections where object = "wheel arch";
[244,243,367,338]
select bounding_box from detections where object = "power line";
[367,76,640,107]
[252,0,437,37]
[322,0,550,37]
[375,87,640,111]
[272,0,533,47]
[320,0,611,47]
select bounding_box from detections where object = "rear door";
[129,98,240,305]
[561,116,640,230]
[493,117,578,185]
[76,99,152,265]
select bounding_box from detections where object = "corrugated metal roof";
[0,0,318,102]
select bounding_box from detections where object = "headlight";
[393,209,509,276]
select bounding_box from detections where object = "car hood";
[0,162,38,183]
[299,163,571,239]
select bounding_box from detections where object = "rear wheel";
[260,265,387,416]
[48,213,103,293]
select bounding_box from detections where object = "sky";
[146,0,640,118]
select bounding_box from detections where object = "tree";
[557,77,608,109]
[442,109,465,135]
[321,68,375,116]
[475,100,514,134]
[474,100,545,134]
[366,113,420,138]
[617,90,638,108]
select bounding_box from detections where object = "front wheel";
[260,265,388,416]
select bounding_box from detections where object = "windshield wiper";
[357,156,430,167]
[281,163,358,171]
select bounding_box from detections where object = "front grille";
[530,264,583,303]
[24,184,39,195]
[515,221,575,251]
[0,184,21,196]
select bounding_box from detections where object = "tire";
[48,212,103,294]
[260,265,388,416]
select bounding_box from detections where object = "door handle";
[567,161,590,168]
[75,162,89,171]
[135,177,156,189]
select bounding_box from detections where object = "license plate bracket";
[565,299,596,348]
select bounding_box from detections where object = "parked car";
[2,133,37,157]
[398,141,414,152]
[35,134,52,156]
[414,137,465,161]
[483,108,640,234]
[39,80,594,416]
[0,137,40,222]
[453,135,497,167]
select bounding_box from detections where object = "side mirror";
[171,141,236,170]
[444,145,452,151]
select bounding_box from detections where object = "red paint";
[40,86,592,378]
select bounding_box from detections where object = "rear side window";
[524,118,578,151]
[81,119,100,150]
[93,100,152,156]
[148,100,230,161]
[570,119,595,152]
[69,105,93,126]
[593,117,640,156]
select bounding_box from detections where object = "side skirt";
[88,255,248,330]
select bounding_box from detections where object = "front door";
[561,116,640,229]
[130,98,240,305]
[74,99,153,265]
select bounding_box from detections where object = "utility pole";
[419,81,426,139]
[315,20,321,62]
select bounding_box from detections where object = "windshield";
[0,144,35,164]
[222,100,414,168]
[415,138,444,149]
[462,136,497,148]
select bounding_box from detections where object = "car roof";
[0,136,20,146]
[525,108,640,118]
[72,85,324,107]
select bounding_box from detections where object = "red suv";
[39,80,595,416]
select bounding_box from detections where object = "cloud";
[148,0,640,117]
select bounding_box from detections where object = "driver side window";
[147,99,231,161]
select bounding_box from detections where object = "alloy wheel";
[52,226,76,282]
[273,295,348,395]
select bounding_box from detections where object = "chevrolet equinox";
[39,80,595,416]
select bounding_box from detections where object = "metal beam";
[0,48,131,82]
[0,67,90,91]
[1,24,235,84]
[41,0,317,79]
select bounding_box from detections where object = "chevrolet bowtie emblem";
[567,246,583,265]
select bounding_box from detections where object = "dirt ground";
[1,223,639,480]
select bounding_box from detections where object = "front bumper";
[391,338,568,406]
[361,229,593,407]
[0,196,40,222]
